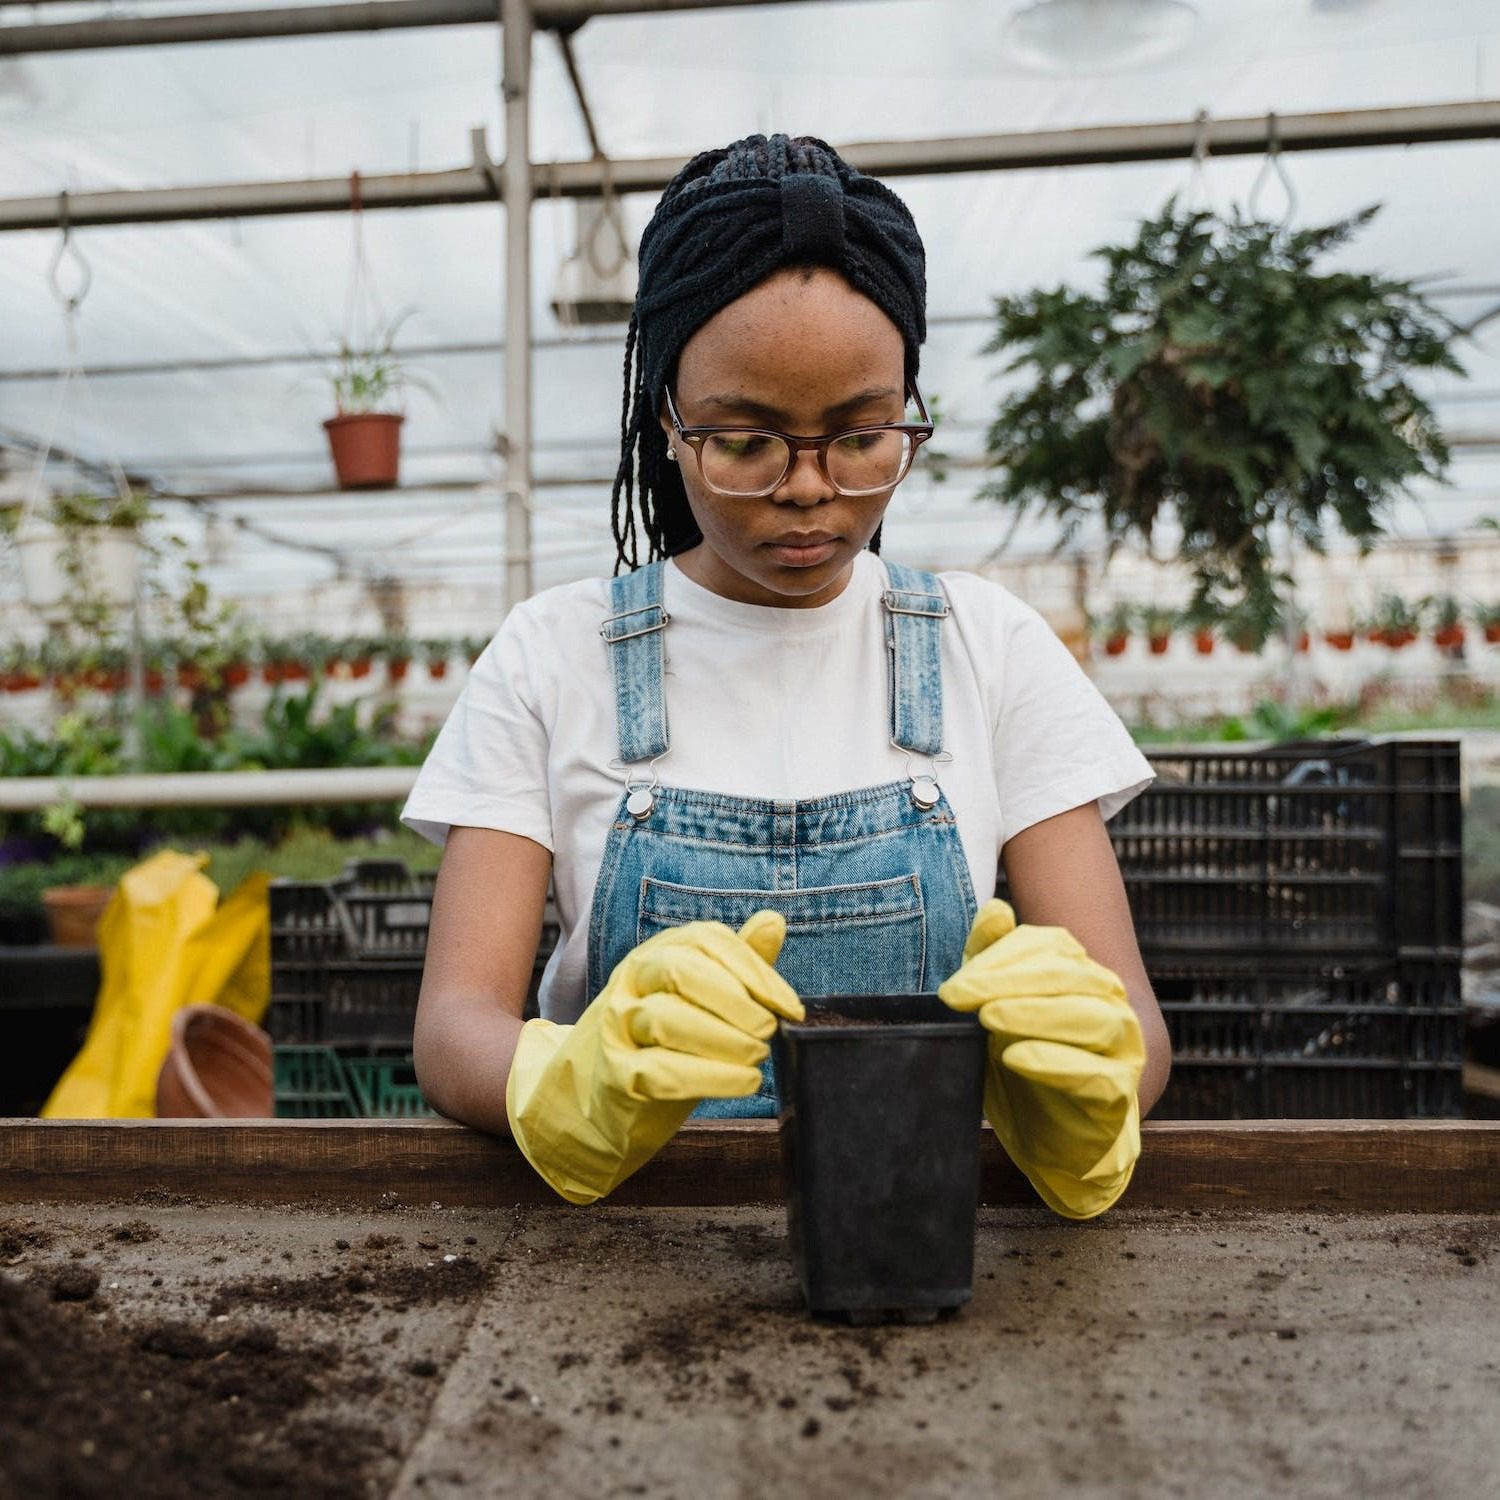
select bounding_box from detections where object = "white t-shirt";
[400,549,1155,1023]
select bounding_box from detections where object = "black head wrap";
[609,132,928,571]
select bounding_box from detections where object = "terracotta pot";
[1486,622,1500,644]
[282,662,311,682]
[324,411,404,490]
[1193,630,1215,655]
[349,658,372,679]
[223,662,250,689]
[1148,634,1170,655]
[1325,631,1354,651]
[1380,628,1417,649]
[155,1004,274,1119]
[1295,631,1311,654]
[262,662,284,685]
[145,669,166,694]
[1433,625,1465,649]
[4,671,41,692]
[388,658,411,683]
[1103,634,1128,657]
[42,884,116,948]
[177,664,205,691]
[428,659,449,679]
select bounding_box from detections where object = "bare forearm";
[413,998,528,1137]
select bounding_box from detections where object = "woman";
[401,133,1170,1218]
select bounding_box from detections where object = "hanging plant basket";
[324,412,404,491]
[1147,634,1170,656]
[1192,628,1215,655]
[1485,622,1500,645]
[1433,624,1465,649]
[1324,630,1355,651]
[16,523,140,614]
[978,200,1462,644]
[1102,634,1128,657]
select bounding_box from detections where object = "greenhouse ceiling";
[2,0,1499,602]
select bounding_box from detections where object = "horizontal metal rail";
[0,0,828,56]
[0,767,420,812]
[3,102,1499,230]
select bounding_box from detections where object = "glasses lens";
[825,429,913,495]
[699,432,793,496]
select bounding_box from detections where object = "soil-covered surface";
[2,1202,1498,1498]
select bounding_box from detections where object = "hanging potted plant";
[1324,623,1356,651]
[1480,603,1500,645]
[1427,594,1465,650]
[424,638,451,679]
[1095,603,1133,657]
[322,316,414,491]
[10,489,153,621]
[1368,592,1423,649]
[977,198,1463,646]
[1140,603,1177,656]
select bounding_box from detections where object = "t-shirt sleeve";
[399,608,553,851]
[991,592,1155,847]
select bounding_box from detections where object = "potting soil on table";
[1,1200,1498,1499]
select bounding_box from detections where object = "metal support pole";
[502,0,533,610]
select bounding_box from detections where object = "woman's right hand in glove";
[505,911,803,1205]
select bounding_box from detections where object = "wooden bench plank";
[3,1117,1497,1212]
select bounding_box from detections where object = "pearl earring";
[666,445,677,461]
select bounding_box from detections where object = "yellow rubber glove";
[938,899,1145,1220]
[505,911,803,1205]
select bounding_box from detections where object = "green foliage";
[326,309,438,415]
[0,850,136,919]
[196,824,442,901]
[980,198,1464,647]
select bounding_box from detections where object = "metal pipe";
[0,0,831,56]
[0,767,419,813]
[502,0,534,609]
[3,102,1500,232]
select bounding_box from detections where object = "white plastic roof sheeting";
[2,0,1500,611]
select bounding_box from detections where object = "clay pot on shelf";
[41,884,116,948]
[155,1004,274,1119]
[324,412,404,490]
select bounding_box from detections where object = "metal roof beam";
[0,0,824,55]
[3,101,1499,232]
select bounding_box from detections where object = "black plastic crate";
[268,859,559,1046]
[1114,738,1462,958]
[996,738,1462,960]
[1151,955,1463,1119]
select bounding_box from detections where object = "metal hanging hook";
[1185,108,1214,214]
[47,191,92,315]
[1248,110,1299,229]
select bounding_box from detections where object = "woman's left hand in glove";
[937,898,1145,1220]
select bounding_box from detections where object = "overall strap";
[599,561,670,764]
[881,559,950,757]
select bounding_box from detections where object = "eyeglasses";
[663,379,934,498]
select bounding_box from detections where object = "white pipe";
[0,767,420,812]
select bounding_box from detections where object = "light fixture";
[550,196,637,327]
[1002,0,1200,75]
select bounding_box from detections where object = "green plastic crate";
[274,1045,356,1119]
[341,1054,436,1119]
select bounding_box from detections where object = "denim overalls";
[587,556,979,1118]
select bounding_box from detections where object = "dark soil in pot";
[772,994,987,1325]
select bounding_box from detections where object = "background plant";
[980,198,1464,647]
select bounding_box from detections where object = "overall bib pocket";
[636,873,928,998]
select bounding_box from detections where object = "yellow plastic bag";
[42,849,271,1119]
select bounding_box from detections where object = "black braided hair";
[609,133,928,574]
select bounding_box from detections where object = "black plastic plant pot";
[770,994,987,1324]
